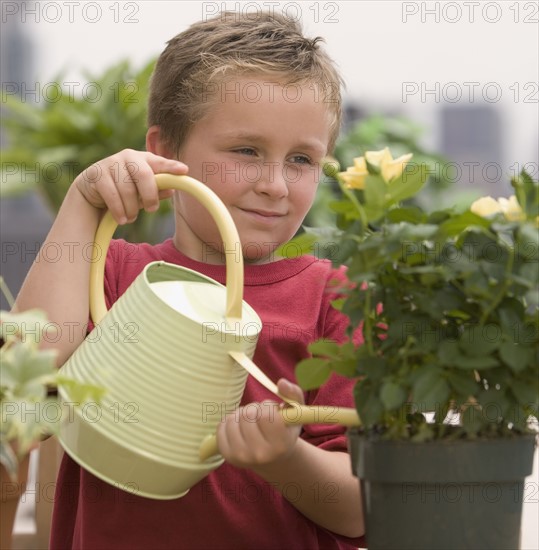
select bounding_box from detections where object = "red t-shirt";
[50,239,364,549]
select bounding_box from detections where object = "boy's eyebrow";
[216,131,327,155]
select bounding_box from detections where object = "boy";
[15,11,364,549]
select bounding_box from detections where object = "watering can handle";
[89,174,244,326]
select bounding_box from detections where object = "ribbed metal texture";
[59,262,261,497]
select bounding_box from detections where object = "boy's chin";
[241,243,281,265]
[242,251,275,265]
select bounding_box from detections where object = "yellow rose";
[498,196,525,221]
[470,196,503,217]
[471,195,525,221]
[338,147,413,189]
[337,156,369,189]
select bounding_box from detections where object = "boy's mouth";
[239,208,287,222]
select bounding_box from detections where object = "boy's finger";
[120,153,180,216]
[95,176,129,224]
[157,189,175,200]
[145,153,188,175]
[277,379,305,405]
[141,154,188,211]
[114,161,144,221]
[136,190,174,212]
[126,160,161,213]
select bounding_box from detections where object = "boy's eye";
[233,148,257,156]
[289,155,313,165]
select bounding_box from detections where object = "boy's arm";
[14,185,103,364]
[217,379,364,539]
[254,436,363,539]
[13,151,187,365]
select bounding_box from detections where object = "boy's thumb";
[277,378,305,405]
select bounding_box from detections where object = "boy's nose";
[254,163,289,198]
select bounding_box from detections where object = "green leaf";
[517,224,539,261]
[446,371,480,397]
[519,261,539,284]
[364,156,381,175]
[395,222,439,241]
[364,174,387,206]
[511,169,539,218]
[447,310,471,321]
[1,343,57,396]
[0,309,49,341]
[329,199,356,215]
[525,288,539,307]
[330,359,357,378]
[498,298,525,337]
[295,358,332,390]
[386,166,428,204]
[510,380,539,409]
[276,232,317,258]
[356,357,388,380]
[463,271,492,300]
[380,381,407,410]
[412,368,450,410]
[499,342,534,372]
[330,298,345,311]
[363,175,387,222]
[331,235,360,264]
[439,211,491,236]
[355,381,384,427]
[454,355,500,369]
[438,341,460,366]
[307,339,342,359]
[459,325,500,356]
[387,206,425,224]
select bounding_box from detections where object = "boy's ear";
[146,126,174,158]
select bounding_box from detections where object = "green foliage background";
[1,59,172,243]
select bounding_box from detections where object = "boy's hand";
[216,379,304,469]
[74,149,188,224]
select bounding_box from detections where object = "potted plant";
[289,150,538,549]
[0,279,103,549]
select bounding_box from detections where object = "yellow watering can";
[58,174,360,500]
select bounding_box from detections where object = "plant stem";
[0,276,15,309]
[338,180,369,237]
[363,285,375,356]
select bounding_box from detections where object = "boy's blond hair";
[148,11,344,155]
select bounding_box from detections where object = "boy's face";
[171,76,332,264]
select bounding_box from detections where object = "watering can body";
[58,175,262,499]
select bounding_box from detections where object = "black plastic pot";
[348,431,536,550]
